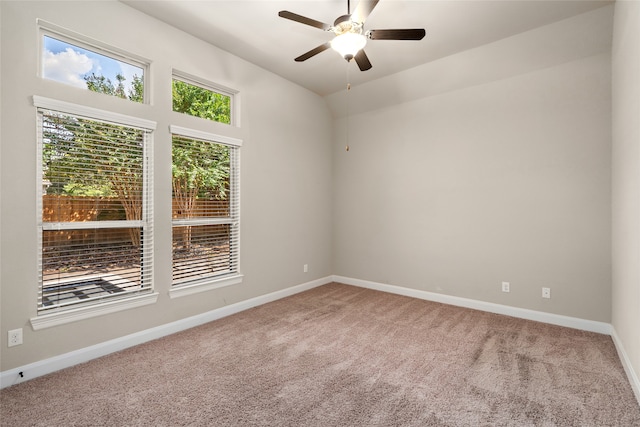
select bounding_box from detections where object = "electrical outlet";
[542,287,551,299]
[501,282,510,293]
[303,264,308,273]
[8,328,23,347]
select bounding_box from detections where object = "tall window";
[36,97,154,313]
[171,127,241,292]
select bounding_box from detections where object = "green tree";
[85,73,129,99]
[172,79,231,124]
[128,75,144,103]
[172,138,229,212]
[43,72,233,251]
[171,79,232,250]
[172,136,230,250]
[42,111,145,247]
[171,78,232,218]
[44,72,145,245]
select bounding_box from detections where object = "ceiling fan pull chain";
[346,64,351,152]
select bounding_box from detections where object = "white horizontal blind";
[37,108,153,312]
[171,133,240,287]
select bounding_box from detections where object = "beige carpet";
[1,283,639,426]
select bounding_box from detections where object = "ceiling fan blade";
[368,29,426,40]
[295,43,331,62]
[351,0,380,24]
[278,11,331,31]
[353,49,372,71]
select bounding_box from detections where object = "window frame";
[38,19,151,104]
[172,70,240,127]
[31,96,158,330]
[169,125,242,299]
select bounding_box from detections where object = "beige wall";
[612,0,640,395]
[332,11,613,322]
[0,1,333,371]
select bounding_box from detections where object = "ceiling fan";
[278,0,426,71]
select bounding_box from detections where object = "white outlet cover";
[8,328,23,347]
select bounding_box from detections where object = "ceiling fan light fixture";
[331,32,367,60]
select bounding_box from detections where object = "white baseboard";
[611,326,640,405]
[0,276,332,389]
[332,275,612,335]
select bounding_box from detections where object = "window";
[35,97,155,317]
[172,73,235,125]
[40,22,146,103]
[170,126,241,295]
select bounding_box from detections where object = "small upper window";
[41,34,145,103]
[172,75,234,125]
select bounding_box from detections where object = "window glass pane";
[171,132,239,288]
[172,224,232,285]
[41,227,144,310]
[172,79,231,124]
[42,111,144,222]
[42,35,144,103]
[172,135,230,219]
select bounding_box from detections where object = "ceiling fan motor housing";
[333,15,363,35]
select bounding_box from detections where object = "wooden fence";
[43,195,229,221]
[42,195,230,246]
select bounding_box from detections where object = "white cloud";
[43,48,94,88]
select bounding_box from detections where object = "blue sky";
[43,36,143,97]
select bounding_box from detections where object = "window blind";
[37,108,153,312]
[171,133,240,287]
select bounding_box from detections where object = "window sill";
[169,274,243,299]
[30,292,159,331]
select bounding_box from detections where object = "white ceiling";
[122,0,612,96]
